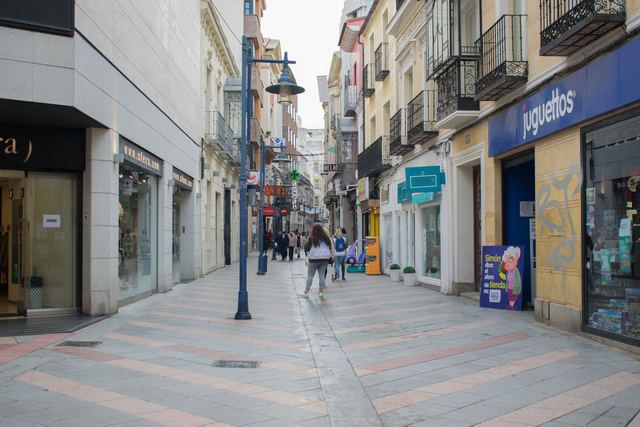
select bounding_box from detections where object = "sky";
[261,0,343,129]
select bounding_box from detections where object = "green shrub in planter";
[389,264,401,270]
[429,267,439,274]
[403,266,416,274]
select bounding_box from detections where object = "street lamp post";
[257,134,267,275]
[236,36,304,320]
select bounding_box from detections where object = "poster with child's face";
[480,245,525,311]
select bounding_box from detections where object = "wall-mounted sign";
[489,35,640,156]
[172,167,193,191]
[120,137,163,176]
[480,245,524,311]
[357,178,368,203]
[405,166,445,195]
[42,214,61,229]
[273,137,286,148]
[0,126,84,171]
[397,181,410,204]
[411,192,434,204]
[323,163,339,172]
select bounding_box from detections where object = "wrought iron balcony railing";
[344,85,357,117]
[362,64,375,98]
[435,59,480,122]
[396,0,406,10]
[375,42,389,81]
[407,90,438,145]
[389,109,412,156]
[205,111,240,166]
[358,136,391,178]
[539,0,625,56]
[475,14,528,101]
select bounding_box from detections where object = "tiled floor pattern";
[0,257,638,426]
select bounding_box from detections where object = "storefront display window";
[383,214,393,269]
[172,188,181,284]
[421,205,441,279]
[584,113,640,343]
[118,164,158,301]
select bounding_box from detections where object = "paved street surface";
[1,257,640,427]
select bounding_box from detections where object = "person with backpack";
[303,224,333,297]
[332,228,347,281]
[288,230,296,261]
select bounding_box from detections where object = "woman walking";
[332,228,347,281]
[303,224,333,297]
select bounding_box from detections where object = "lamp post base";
[234,311,252,320]
[257,254,268,275]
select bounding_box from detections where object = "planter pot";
[403,273,416,286]
[390,270,401,282]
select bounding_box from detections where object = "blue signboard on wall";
[489,35,640,157]
[405,166,444,195]
[397,181,410,204]
[480,245,525,311]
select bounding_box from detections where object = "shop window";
[118,164,158,301]
[421,205,441,279]
[585,113,640,343]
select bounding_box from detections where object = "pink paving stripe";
[373,348,578,414]
[333,313,455,335]
[107,358,325,413]
[476,371,640,426]
[345,320,496,352]
[104,332,316,377]
[357,332,530,375]
[16,370,231,426]
[52,346,121,362]
[173,300,297,321]
[331,302,452,321]
[325,296,438,313]
[150,311,296,334]
[129,320,308,353]
[0,333,71,365]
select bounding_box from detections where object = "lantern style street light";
[236,36,304,320]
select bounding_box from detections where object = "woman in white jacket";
[303,224,333,297]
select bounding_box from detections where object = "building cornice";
[201,0,240,78]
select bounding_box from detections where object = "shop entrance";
[473,165,482,290]
[172,188,182,284]
[502,152,536,308]
[0,172,78,317]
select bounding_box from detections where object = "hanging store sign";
[411,192,435,204]
[405,166,445,195]
[172,167,193,191]
[489,34,640,156]
[0,125,84,171]
[397,181,410,204]
[120,137,163,175]
[0,0,74,36]
[247,170,260,186]
[323,163,339,172]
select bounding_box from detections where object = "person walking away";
[302,231,309,257]
[277,231,289,261]
[303,224,333,297]
[288,230,296,261]
[332,228,347,281]
[295,230,302,259]
[262,231,270,255]
[341,227,348,280]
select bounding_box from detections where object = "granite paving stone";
[1,256,639,426]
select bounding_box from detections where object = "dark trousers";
[288,247,294,260]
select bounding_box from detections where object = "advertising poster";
[480,245,525,311]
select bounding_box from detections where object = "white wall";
[212,0,243,73]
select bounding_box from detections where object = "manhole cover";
[57,341,102,348]
[213,360,259,369]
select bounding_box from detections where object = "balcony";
[389,109,412,156]
[243,14,264,52]
[375,42,389,81]
[540,0,625,56]
[250,116,263,145]
[407,90,438,145]
[251,66,264,106]
[205,111,240,166]
[358,136,391,178]
[362,64,375,98]
[344,85,357,117]
[475,15,528,101]
[435,59,480,127]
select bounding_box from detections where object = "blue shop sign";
[397,181,410,204]
[489,35,640,157]
[411,192,435,204]
[405,166,445,195]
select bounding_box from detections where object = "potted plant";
[403,266,416,286]
[427,267,439,278]
[389,264,401,282]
